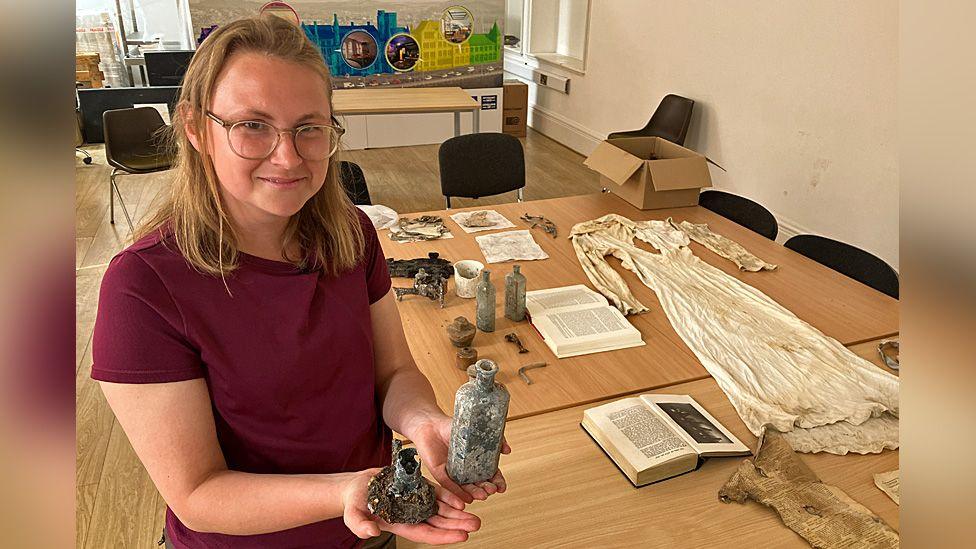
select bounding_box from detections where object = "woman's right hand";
[341,469,482,545]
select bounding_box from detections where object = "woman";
[92,16,506,549]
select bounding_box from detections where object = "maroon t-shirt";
[92,211,392,548]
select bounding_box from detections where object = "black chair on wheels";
[607,94,695,145]
[103,107,174,232]
[784,235,899,299]
[337,160,372,205]
[698,190,779,240]
[438,133,525,209]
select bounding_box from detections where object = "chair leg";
[516,188,524,203]
[110,169,135,233]
[109,168,116,224]
[445,196,452,210]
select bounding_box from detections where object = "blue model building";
[303,10,408,77]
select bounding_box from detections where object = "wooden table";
[332,87,480,136]
[380,193,899,420]
[400,339,899,548]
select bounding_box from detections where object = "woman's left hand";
[406,414,511,505]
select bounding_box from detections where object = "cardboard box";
[503,80,528,110]
[503,107,527,137]
[583,137,712,209]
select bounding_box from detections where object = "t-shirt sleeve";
[91,251,204,383]
[358,209,392,304]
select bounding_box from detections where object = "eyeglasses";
[205,111,345,161]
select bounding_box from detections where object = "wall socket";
[533,70,570,94]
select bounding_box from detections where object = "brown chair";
[608,94,695,145]
[103,107,174,231]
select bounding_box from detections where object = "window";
[505,0,589,74]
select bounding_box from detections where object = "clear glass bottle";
[475,269,495,332]
[504,264,527,321]
[447,359,510,485]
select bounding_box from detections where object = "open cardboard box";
[584,137,712,209]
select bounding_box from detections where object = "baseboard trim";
[527,104,604,156]
[772,212,808,244]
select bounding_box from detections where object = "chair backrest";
[337,160,372,205]
[102,107,170,170]
[784,235,899,299]
[698,190,779,240]
[439,133,525,200]
[643,94,695,145]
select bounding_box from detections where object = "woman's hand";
[341,469,481,545]
[406,414,511,504]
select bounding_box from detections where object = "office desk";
[332,87,480,136]
[400,339,899,548]
[379,193,899,420]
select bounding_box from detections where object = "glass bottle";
[475,269,495,332]
[504,264,527,321]
[447,359,510,485]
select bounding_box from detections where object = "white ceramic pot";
[454,260,484,299]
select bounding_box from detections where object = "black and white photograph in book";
[656,402,732,444]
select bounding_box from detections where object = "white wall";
[510,0,898,268]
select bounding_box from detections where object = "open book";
[525,285,644,358]
[581,394,750,486]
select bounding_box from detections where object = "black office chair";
[439,133,525,209]
[103,107,174,232]
[698,190,779,240]
[337,161,372,205]
[607,94,695,145]
[784,235,899,299]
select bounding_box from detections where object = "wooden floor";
[74,128,600,547]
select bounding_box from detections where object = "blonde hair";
[136,15,364,279]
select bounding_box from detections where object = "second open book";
[582,394,750,486]
[525,285,645,358]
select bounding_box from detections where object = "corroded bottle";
[475,269,495,332]
[447,359,510,485]
[504,264,526,321]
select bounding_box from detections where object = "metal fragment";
[520,213,558,238]
[504,332,529,354]
[517,362,547,385]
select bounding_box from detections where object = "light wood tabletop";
[380,193,900,420]
[400,338,899,548]
[332,87,479,115]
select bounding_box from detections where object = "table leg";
[472,108,480,134]
[454,111,461,137]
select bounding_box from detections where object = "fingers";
[501,437,512,454]
[475,481,497,495]
[461,482,489,501]
[489,469,507,493]
[343,504,381,539]
[431,467,473,505]
[427,500,481,532]
[384,521,469,545]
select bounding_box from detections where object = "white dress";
[570,214,898,454]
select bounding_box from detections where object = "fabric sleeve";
[91,251,204,383]
[358,209,392,304]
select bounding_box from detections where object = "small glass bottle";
[504,264,527,322]
[475,269,495,332]
[447,359,510,485]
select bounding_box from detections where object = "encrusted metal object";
[475,270,496,332]
[504,264,527,321]
[447,317,477,348]
[389,215,451,242]
[461,210,493,227]
[366,439,438,524]
[447,359,510,485]
[517,362,547,385]
[387,252,454,280]
[520,213,557,238]
[877,340,899,370]
[456,347,478,371]
[393,269,447,307]
[504,332,529,354]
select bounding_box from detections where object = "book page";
[640,394,749,455]
[585,400,693,470]
[547,305,630,339]
[525,285,606,317]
